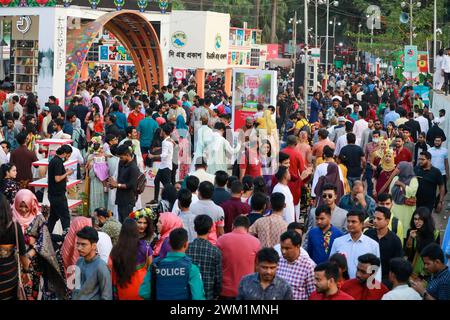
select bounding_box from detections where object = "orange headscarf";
[153,212,183,257]
[12,189,41,234]
[61,217,92,270]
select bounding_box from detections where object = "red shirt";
[341,278,389,300]
[220,197,251,233]
[394,147,412,164]
[216,229,260,298]
[281,146,306,205]
[127,111,144,128]
[309,289,355,300]
[239,151,262,178]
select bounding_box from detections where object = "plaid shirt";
[277,255,316,300]
[186,238,222,300]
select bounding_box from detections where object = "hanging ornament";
[159,0,168,13]
[137,0,148,12]
[114,0,124,10]
[88,0,100,9]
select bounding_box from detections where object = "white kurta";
[205,131,240,175]
[434,55,444,90]
[272,183,296,224]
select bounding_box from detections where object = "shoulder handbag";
[404,196,417,206]
[14,222,27,300]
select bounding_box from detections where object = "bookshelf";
[10,40,38,93]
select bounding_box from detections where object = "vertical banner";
[404,45,418,72]
[417,52,429,73]
[232,69,277,131]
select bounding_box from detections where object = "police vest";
[154,255,192,300]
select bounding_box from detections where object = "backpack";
[136,172,147,195]
[75,128,88,151]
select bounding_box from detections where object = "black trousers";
[171,164,178,185]
[444,72,450,94]
[47,195,70,234]
[154,167,172,201]
[118,203,135,223]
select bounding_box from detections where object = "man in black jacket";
[108,144,140,222]
[405,111,421,142]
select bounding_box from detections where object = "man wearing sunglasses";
[305,184,348,235]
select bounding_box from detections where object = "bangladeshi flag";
[417,54,428,73]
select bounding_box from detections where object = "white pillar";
[36,8,67,108]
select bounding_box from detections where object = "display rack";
[32,139,82,210]
[10,40,39,94]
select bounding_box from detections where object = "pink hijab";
[12,189,41,234]
[61,217,92,270]
[153,212,183,256]
[91,96,104,115]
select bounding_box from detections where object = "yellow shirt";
[295,118,310,130]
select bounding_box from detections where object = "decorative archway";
[65,10,164,106]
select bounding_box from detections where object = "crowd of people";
[0,66,449,301]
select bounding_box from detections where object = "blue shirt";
[307,226,344,264]
[338,194,376,218]
[429,146,448,176]
[111,111,127,130]
[384,111,400,128]
[237,273,293,300]
[427,266,450,300]
[63,121,73,136]
[309,98,320,123]
[137,116,159,148]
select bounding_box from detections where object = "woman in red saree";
[374,149,396,197]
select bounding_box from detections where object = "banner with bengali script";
[232,69,277,131]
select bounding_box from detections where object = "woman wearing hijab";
[12,189,68,300]
[314,162,344,206]
[153,212,183,259]
[61,217,92,274]
[389,161,419,235]
[374,149,396,197]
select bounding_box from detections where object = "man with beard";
[237,248,292,300]
[108,144,140,223]
[340,253,389,300]
[309,262,354,300]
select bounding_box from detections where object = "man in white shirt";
[0,141,11,165]
[172,175,200,215]
[190,157,215,185]
[415,109,429,134]
[353,111,368,147]
[334,122,353,156]
[442,47,450,95]
[382,258,422,300]
[272,166,295,224]
[149,123,174,202]
[330,210,381,281]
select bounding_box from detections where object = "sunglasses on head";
[322,194,334,199]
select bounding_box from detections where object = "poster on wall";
[99,45,132,63]
[232,69,277,131]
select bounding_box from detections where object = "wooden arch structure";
[65,10,164,105]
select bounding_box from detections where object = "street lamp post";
[324,0,338,86]
[304,0,309,113]
[289,13,302,65]
[356,23,362,72]
[331,17,341,63]
[401,0,422,46]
